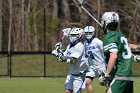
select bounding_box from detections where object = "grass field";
[0,54,140,76]
[0,54,140,93]
[0,77,139,93]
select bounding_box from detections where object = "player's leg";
[73,74,86,93]
[123,81,133,93]
[85,68,95,93]
[107,80,124,93]
[106,87,112,93]
[85,76,94,93]
[107,80,133,93]
[65,74,73,93]
[65,89,73,93]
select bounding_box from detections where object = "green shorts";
[107,80,133,93]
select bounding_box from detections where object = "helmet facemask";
[68,28,83,44]
[85,31,95,40]
[84,26,95,40]
[69,34,80,43]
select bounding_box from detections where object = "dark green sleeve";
[103,33,118,54]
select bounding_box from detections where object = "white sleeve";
[70,44,84,59]
[95,38,103,49]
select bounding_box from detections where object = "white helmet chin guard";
[84,26,95,40]
[68,27,83,43]
[101,12,119,30]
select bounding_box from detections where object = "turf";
[0,77,139,93]
[0,54,140,93]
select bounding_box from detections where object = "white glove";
[55,42,62,50]
[134,55,140,62]
[52,50,63,61]
[52,50,58,56]
[99,70,110,86]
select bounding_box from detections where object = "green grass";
[0,77,139,93]
[0,55,71,76]
[0,54,140,93]
[0,54,140,76]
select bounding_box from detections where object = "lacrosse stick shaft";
[56,28,71,50]
[60,35,65,42]
[131,53,135,57]
[80,6,102,27]
[73,0,102,27]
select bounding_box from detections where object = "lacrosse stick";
[131,53,135,57]
[55,28,71,50]
[132,53,140,62]
[61,28,71,41]
[73,0,102,27]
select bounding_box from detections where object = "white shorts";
[65,73,85,93]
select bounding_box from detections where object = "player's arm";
[60,56,77,64]
[106,52,117,75]
[99,52,117,86]
[52,50,76,63]
[62,44,84,63]
[129,44,140,62]
[129,44,140,50]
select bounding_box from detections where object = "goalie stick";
[72,0,102,27]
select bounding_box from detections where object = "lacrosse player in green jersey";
[99,11,133,93]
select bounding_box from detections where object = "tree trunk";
[8,0,12,53]
[20,0,25,51]
[25,0,31,51]
[33,2,38,51]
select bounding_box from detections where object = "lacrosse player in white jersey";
[83,26,106,93]
[52,27,88,93]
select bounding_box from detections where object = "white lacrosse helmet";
[84,26,95,40]
[101,12,119,30]
[68,27,83,43]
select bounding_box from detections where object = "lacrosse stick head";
[73,0,84,5]
[78,0,84,4]
[62,28,72,37]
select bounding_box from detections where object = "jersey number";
[87,51,94,59]
[121,37,131,59]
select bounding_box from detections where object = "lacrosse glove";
[55,42,62,51]
[99,70,110,86]
[52,50,63,61]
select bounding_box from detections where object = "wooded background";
[1,0,140,51]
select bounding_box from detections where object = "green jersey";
[103,31,132,77]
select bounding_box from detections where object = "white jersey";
[63,42,88,75]
[84,38,106,71]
